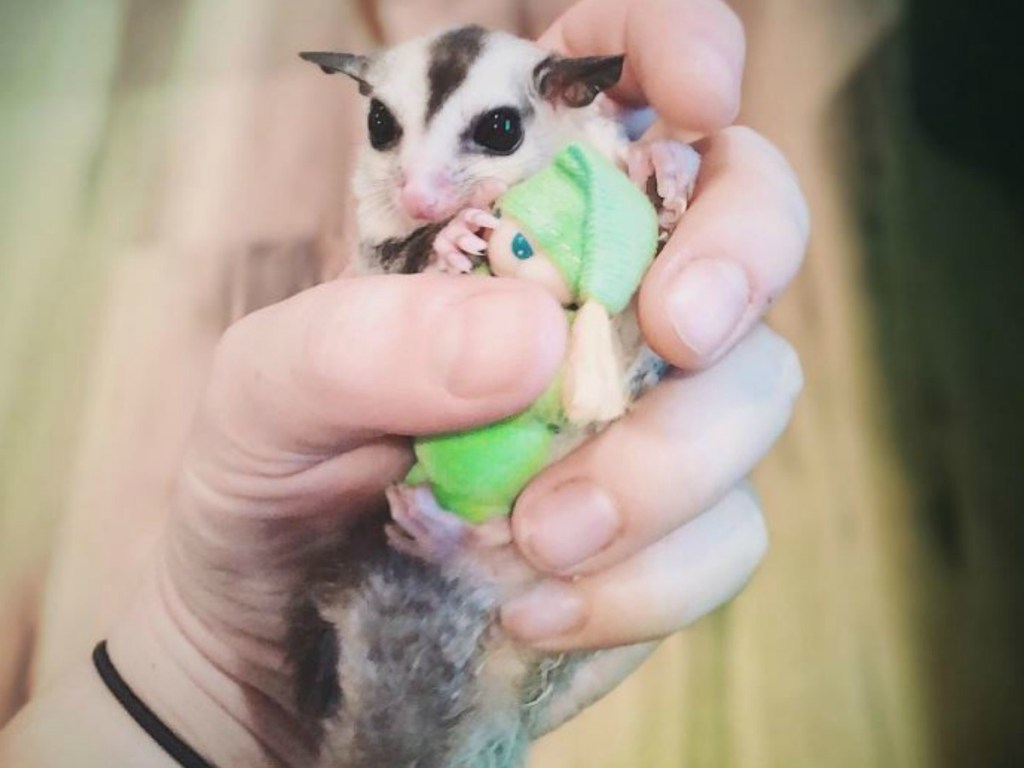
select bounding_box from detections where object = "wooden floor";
[2,1,1021,766]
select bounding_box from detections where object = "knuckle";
[721,123,762,148]
[784,189,812,253]
[748,509,770,565]
[774,336,805,401]
[298,290,358,394]
[705,127,810,254]
[713,0,747,54]
[656,40,740,133]
[209,316,254,392]
[697,53,742,128]
[300,323,333,391]
[768,207,809,279]
[738,129,810,240]
[747,327,804,402]
[722,124,786,169]
[732,486,770,564]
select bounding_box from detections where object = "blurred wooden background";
[1,1,1021,766]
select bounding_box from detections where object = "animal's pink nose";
[399,176,463,222]
[400,184,443,221]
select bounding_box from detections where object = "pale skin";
[0,0,808,765]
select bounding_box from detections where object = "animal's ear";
[299,51,372,95]
[533,54,625,108]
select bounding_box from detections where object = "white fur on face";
[353,29,620,245]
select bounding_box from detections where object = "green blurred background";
[1,1,1021,766]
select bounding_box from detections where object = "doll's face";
[487,217,572,305]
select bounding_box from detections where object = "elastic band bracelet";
[92,641,217,768]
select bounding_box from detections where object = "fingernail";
[439,288,560,399]
[501,580,586,643]
[515,481,621,573]
[667,259,749,359]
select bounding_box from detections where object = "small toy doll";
[390,142,659,537]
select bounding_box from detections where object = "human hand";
[103,275,570,764]
[495,0,808,730]
[96,1,806,762]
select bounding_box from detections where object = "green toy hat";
[497,142,658,314]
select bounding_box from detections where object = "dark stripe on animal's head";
[426,25,487,123]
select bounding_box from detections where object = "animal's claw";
[465,209,500,230]
[457,233,488,255]
[429,206,498,273]
[385,484,512,564]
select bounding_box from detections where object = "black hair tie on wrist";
[92,641,217,768]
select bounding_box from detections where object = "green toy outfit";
[407,142,658,523]
[407,371,565,523]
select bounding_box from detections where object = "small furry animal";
[292,24,698,768]
[302,24,635,276]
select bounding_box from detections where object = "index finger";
[539,0,745,136]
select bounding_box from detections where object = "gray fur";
[288,512,573,768]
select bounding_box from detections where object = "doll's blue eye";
[512,232,534,260]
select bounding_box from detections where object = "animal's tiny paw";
[627,140,701,231]
[429,207,500,274]
[386,484,466,562]
[385,484,511,564]
[429,240,476,274]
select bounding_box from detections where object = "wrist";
[107,553,317,768]
[0,662,181,768]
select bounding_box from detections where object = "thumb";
[181,273,567,521]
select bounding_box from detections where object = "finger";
[640,126,810,369]
[539,0,745,136]
[512,325,800,576]
[503,484,768,650]
[199,275,566,466]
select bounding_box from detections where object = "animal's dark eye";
[472,107,523,154]
[368,99,401,150]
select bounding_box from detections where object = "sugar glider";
[292,25,699,768]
